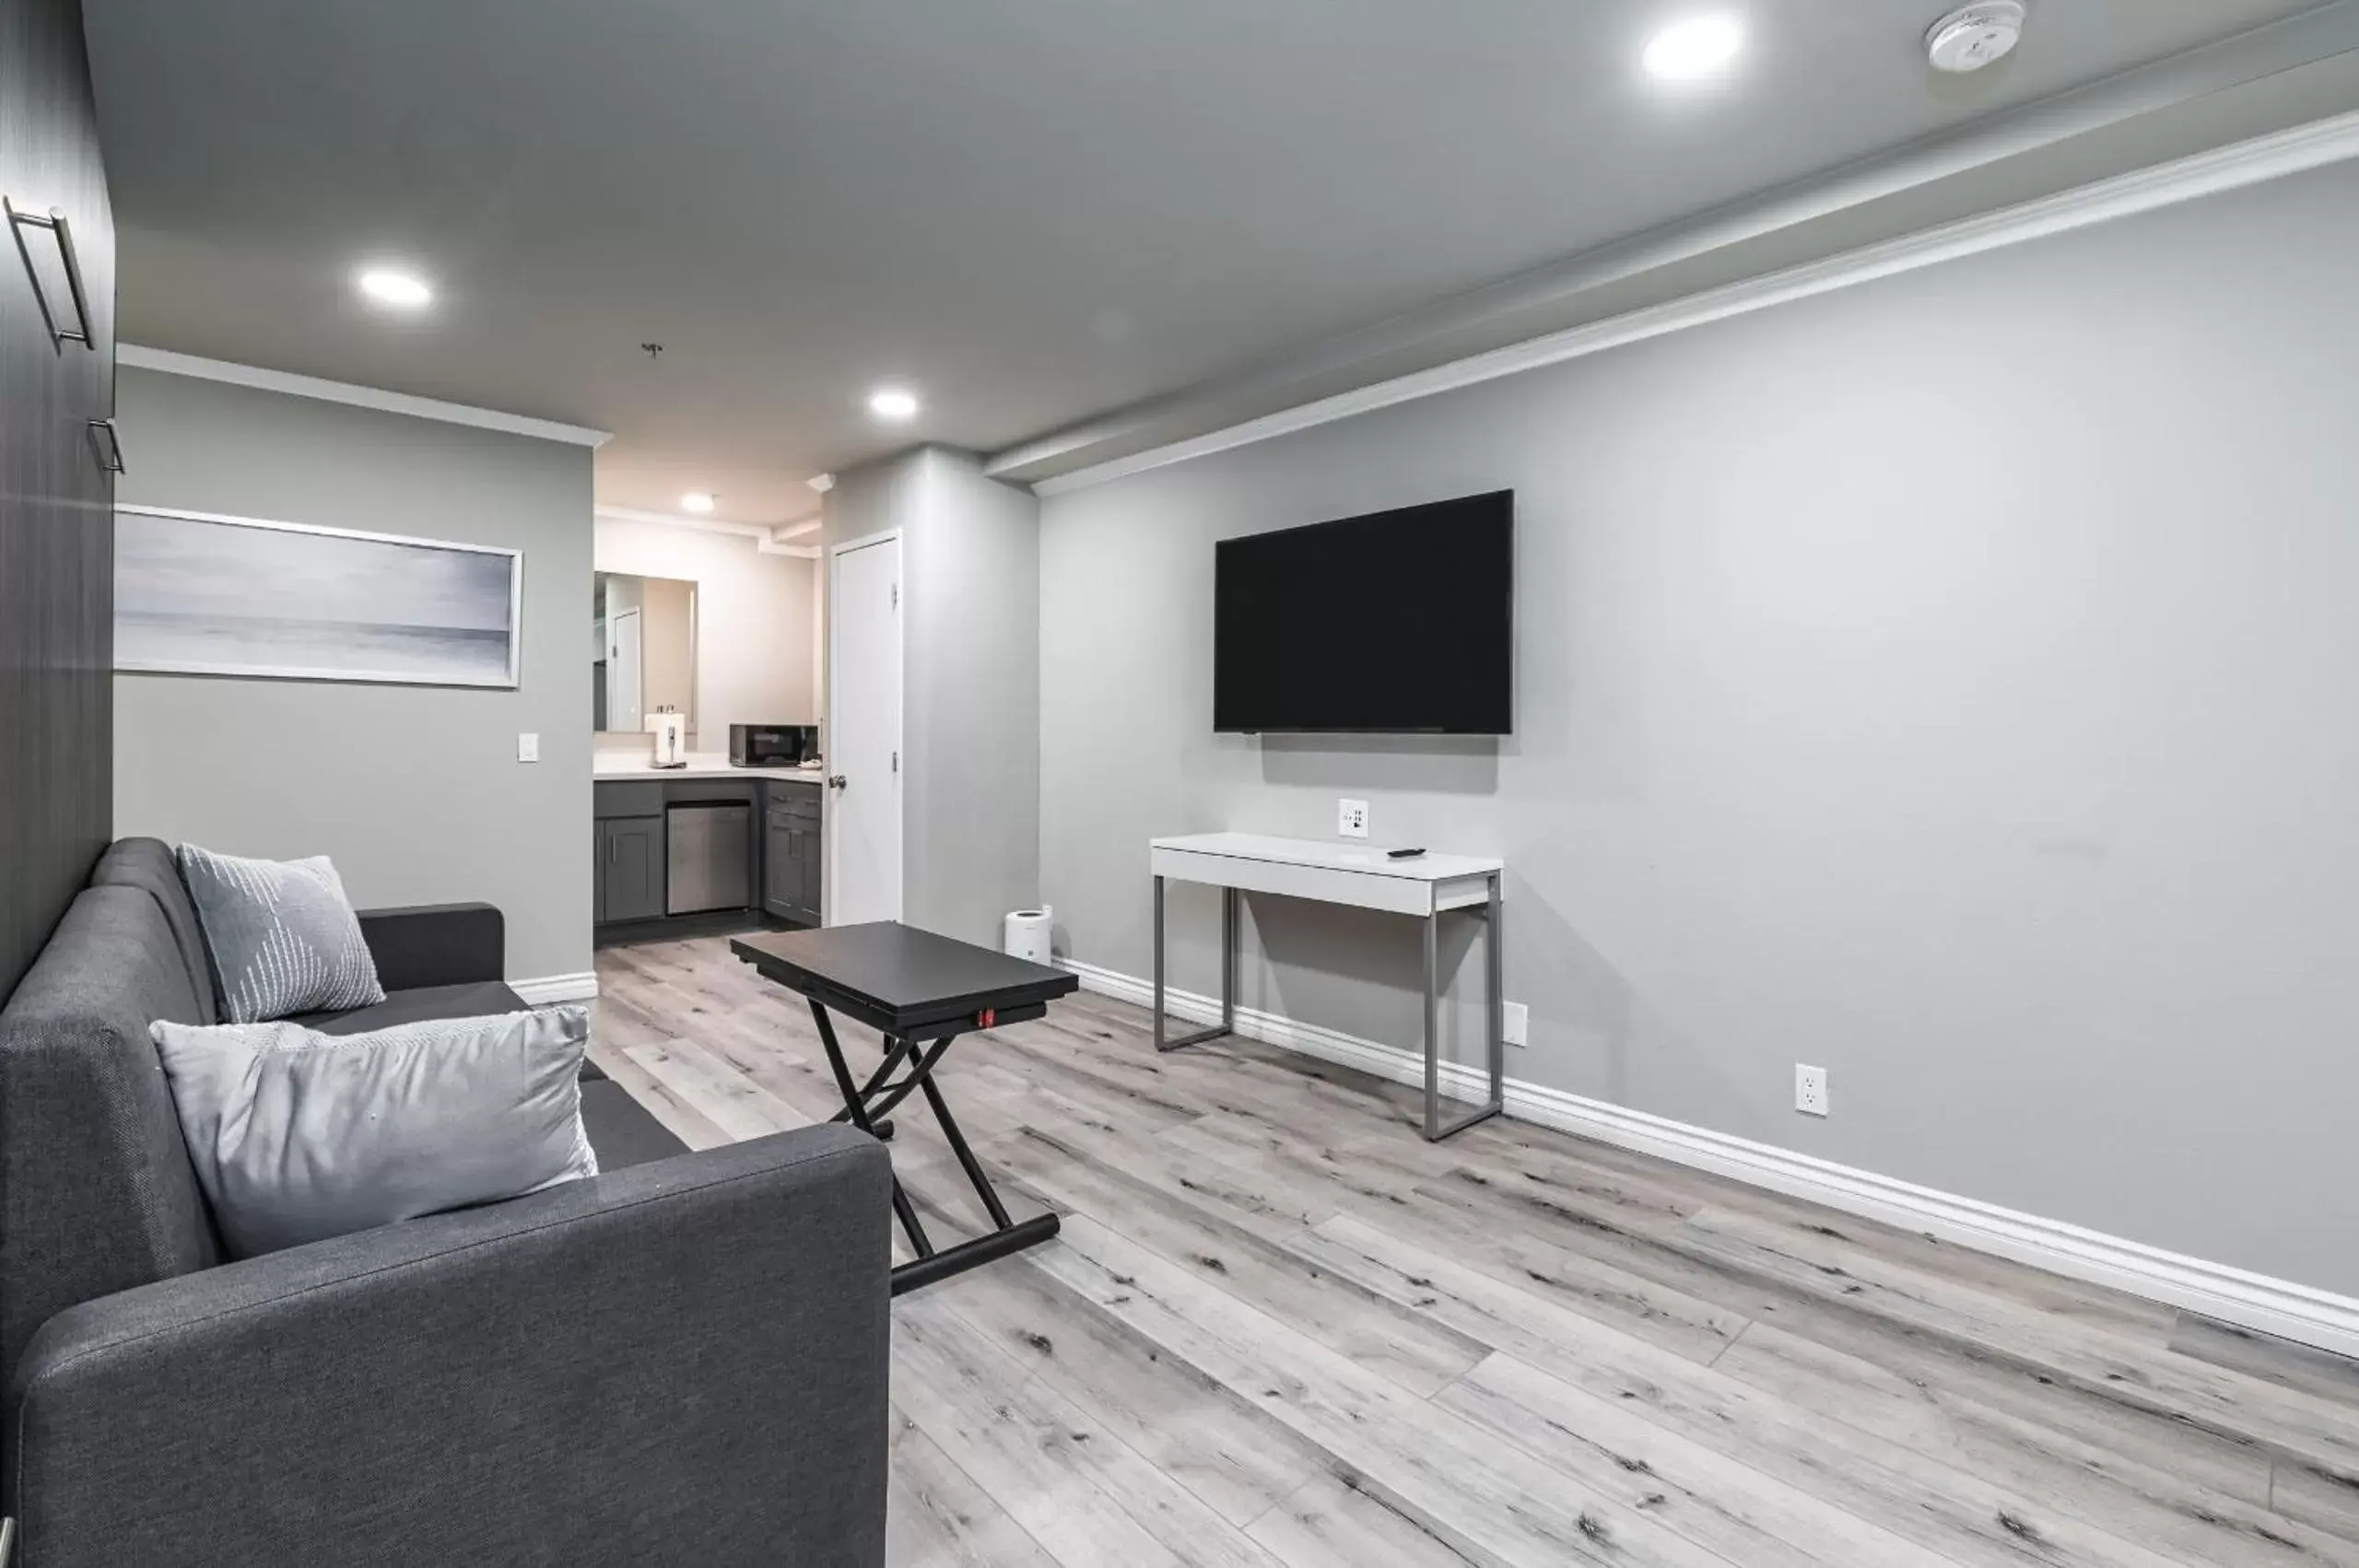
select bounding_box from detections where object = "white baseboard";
[1061,957,2359,1360]
[512,972,600,1004]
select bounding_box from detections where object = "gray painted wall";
[113,368,595,980]
[826,447,1040,942]
[1039,158,2359,1295]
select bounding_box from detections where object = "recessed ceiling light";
[357,267,433,308]
[680,492,717,514]
[868,387,921,422]
[1643,14,1744,81]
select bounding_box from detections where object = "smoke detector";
[1925,2,2025,74]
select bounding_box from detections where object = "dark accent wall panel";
[0,0,114,1001]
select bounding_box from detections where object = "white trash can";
[1003,906,1052,965]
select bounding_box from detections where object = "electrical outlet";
[1338,799,1369,838]
[1502,1000,1529,1048]
[517,732,540,763]
[1795,1063,1829,1117]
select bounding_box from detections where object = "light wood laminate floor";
[592,934,2359,1568]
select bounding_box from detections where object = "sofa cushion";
[175,846,384,1024]
[294,981,529,1034]
[0,887,221,1381]
[295,985,611,1082]
[579,1079,689,1169]
[88,837,217,1025]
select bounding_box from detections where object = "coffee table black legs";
[807,997,1058,1296]
[890,1214,1062,1296]
[919,1071,1012,1229]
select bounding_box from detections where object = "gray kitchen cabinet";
[762,784,823,926]
[598,815,665,924]
[597,777,816,932]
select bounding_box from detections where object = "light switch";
[517,732,540,763]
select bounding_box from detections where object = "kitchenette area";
[593,552,829,942]
[595,733,825,939]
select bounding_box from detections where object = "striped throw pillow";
[175,844,386,1024]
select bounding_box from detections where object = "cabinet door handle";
[85,420,123,474]
[5,198,96,354]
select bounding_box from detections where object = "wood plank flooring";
[593,934,2359,1567]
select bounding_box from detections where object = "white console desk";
[1149,833,1504,1141]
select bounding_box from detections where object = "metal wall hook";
[5,197,96,354]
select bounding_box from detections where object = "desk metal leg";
[1154,875,1236,1054]
[1487,869,1505,1113]
[1423,871,1507,1142]
[1422,906,1441,1136]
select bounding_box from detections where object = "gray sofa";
[0,839,892,1567]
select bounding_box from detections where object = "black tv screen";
[1215,491,1513,734]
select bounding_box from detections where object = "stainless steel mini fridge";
[666,802,752,914]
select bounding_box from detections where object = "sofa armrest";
[6,1126,893,1568]
[357,901,504,990]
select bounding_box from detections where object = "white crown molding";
[1060,955,2359,1360]
[119,345,613,448]
[1036,104,2359,497]
[991,6,2359,484]
[511,971,600,1004]
[594,504,822,558]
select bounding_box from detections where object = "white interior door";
[608,608,643,732]
[828,534,902,925]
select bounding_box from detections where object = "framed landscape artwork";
[114,505,522,688]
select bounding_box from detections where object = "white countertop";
[593,752,826,784]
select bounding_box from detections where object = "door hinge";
[890,581,898,609]
[892,750,899,773]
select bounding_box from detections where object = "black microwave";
[730,724,818,767]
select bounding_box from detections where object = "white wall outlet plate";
[1795,1062,1830,1117]
[1502,1000,1529,1048]
[1338,799,1370,838]
[517,732,540,763]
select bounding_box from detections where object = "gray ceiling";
[85,0,2335,521]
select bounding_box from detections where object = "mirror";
[594,572,697,737]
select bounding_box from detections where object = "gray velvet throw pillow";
[175,844,385,1023]
[152,1007,599,1258]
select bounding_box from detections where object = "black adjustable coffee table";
[732,921,1078,1295]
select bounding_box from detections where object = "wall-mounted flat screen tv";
[1214,490,1512,734]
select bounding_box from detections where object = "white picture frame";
[113,503,523,689]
